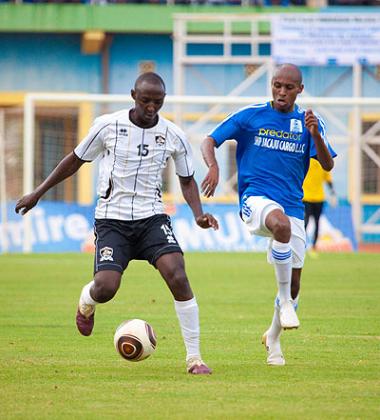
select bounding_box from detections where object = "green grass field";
[0,252,379,419]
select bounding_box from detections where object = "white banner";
[271,14,380,65]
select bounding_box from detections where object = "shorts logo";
[155,135,166,146]
[242,200,252,220]
[99,246,114,262]
[160,224,177,244]
[290,119,303,134]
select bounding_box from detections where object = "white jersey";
[74,109,194,221]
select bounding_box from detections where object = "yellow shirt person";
[303,159,333,203]
[303,159,336,253]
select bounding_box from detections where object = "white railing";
[22,93,380,252]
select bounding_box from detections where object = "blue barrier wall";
[0,34,101,93]
[1,201,357,253]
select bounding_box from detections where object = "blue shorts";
[93,214,183,274]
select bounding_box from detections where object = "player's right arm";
[15,115,108,215]
[15,152,85,215]
[200,136,219,198]
[200,109,243,197]
[305,109,335,171]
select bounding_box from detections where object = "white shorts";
[242,196,306,269]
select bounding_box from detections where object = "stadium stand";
[1,0,380,4]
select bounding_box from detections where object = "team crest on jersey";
[119,128,128,136]
[99,246,114,262]
[290,119,303,134]
[155,135,166,146]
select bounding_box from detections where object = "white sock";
[267,296,282,340]
[271,240,292,304]
[174,297,200,361]
[267,292,300,340]
[80,280,98,305]
[267,307,282,340]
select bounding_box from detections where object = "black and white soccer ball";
[114,319,157,362]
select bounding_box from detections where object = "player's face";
[271,71,303,113]
[131,82,166,128]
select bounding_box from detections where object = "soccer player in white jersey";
[200,64,336,366]
[15,72,218,375]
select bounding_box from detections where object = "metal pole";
[172,18,186,199]
[351,62,362,245]
[173,17,185,125]
[0,109,8,253]
[23,94,35,253]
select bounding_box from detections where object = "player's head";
[131,72,166,127]
[271,64,304,113]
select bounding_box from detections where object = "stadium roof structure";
[0,4,315,34]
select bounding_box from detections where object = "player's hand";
[305,109,319,137]
[201,165,219,198]
[328,194,338,208]
[196,213,219,230]
[15,192,40,215]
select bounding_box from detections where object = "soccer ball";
[114,319,157,362]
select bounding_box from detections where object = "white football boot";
[262,331,285,366]
[279,300,300,329]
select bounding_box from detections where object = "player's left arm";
[305,109,334,171]
[179,175,219,230]
[326,179,336,195]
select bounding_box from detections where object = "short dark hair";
[273,63,303,85]
[134,72,166,91]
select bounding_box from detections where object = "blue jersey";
[209,101,337,220]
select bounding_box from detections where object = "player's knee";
[166,269,192,300]
[271,218,291,242]
[168,269,187,289]
[93,282,118,302]
[93,274,120,303]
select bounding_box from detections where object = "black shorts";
[304,201,324,221]
[93,214,183,274]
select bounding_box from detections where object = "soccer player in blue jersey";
[200,63,336,366]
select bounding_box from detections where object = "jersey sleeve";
[208,113,241,147]
[172,132,194,178]
[309,116,337,159]
[74,116,110,162]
